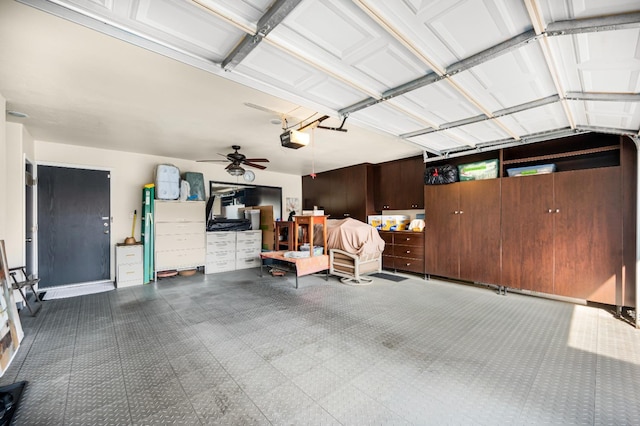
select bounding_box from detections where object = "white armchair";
[329,249,382,285]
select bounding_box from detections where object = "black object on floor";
[0,381,27,426]
[370,273,408,282]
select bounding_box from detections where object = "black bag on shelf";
[424,164,458,185]
[206,218,252,232]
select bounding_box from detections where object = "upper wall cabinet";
[375,156,425,210]
[302,164,375,223]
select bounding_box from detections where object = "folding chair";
[8,266,42,316]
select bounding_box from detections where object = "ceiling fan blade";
[196,159,229,163]
[243,158,270,163]
[243,162,267,170]
[225,163,234,170]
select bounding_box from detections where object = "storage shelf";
[502,145,620,166]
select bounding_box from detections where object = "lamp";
[227,164,245,176]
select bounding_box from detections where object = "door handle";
[104,230,109,234]
[25,238,33,243]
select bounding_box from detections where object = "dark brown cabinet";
[375,156,424,210]
[424,179,502,284]
[380,231,424,274]
[502,168,622,305]
[500,174,554,294]
[302,164,375,222]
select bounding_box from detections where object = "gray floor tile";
[3,269,640,425]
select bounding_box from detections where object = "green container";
[457,159,499,181]
[141,185,155,283]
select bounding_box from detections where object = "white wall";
[0,93,6,242]
[35,140,302,279]
[5,123,34,267]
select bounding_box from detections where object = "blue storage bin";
[506,164,556,177]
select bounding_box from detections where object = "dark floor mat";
[370,273,408,282]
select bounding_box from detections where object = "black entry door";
[37,166,111,288]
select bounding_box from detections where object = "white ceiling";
[1,0,639,176]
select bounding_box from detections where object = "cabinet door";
[343,166,367,221]
[400,157,425,209]
[424,184,459,278]
[501,174,554,292]
[458,180,502,284]
[377,161,403,210]
[553,168,622,304]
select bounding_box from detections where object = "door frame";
[24,156,36,280]
[36,161,114,284]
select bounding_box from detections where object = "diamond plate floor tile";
[133,399,200,425]
[65,376,128,420]
[64,398,133,425]
[318,383,411,426]
[4,269,640,425]
[251,381,315,424]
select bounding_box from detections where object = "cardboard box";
[382,215,410,231]
[367,215,382,229]
[457,159,499,181]
[302,209,325,216]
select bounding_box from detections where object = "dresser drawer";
[205,259,235,274]
[156,222,203,236]
[156,248,205,270]
[236,230,261,243]
[206,232,237,245]
[392,244,424,259]
[156,233,205,251]
[380,232,394,245]
[206,249,236,263]
[392,258,424,274]
[393,233,424,247]
[117,263,143,287]
[155,201,204,222]
[116,245,142,266]
[235,257,261,270]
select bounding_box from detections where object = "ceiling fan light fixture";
[227,164,245,176]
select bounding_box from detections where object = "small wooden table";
[259,251,329,288]
[293,215,328,255]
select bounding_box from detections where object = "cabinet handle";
[454,211,459,214]
[555,209,560,213]
[548,209,553,213]
[459,211,463,214]
[406,250,411,254]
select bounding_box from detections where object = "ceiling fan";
[197,145,269,179]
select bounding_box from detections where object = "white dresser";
[154,201,205,277]
[205,230,262,274]
[115,243,143,287]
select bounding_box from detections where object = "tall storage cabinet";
[154,201,205,277]
[501,168,622,304]
[302,164,375,222]
[424,179,502,284]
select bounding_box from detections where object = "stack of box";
[368,215,410,231]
